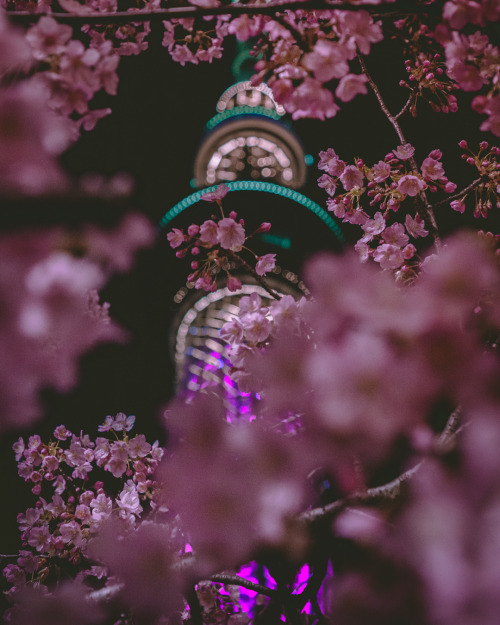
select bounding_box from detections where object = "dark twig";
[437,405,463,448]
[299,406,464,525]
[209,573,280,599]
[394,93,414,120]
[433,177,484,207]
[7,0,435,25]
[229,252,282,300]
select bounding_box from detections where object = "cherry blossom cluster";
[451,139,500,216]
[24,15,120,134]
[399,52,458,116]
[0,214,154,434]
[317,144,456,270]
[159,394,311,576]
[0,12,74,193]
[439,18,500,135]
[3,414,165,620]
[327,404,500,625]
[238,234,500,479]
[247,9,382,120]
[167,184,276,292]
[442,0,500,28]
[3,0,500,133]
[162,16,227,66]
[161,6,383,120]
[219,291,305,392]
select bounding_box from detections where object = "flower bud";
[257,222,272,233]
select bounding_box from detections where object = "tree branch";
[394,93,414,121]
[432,177,484,207]
[7,0,435,25]
[229,252,282,300]
[299,407,464,525]
[209,573,280,598]
[358,53,441,246]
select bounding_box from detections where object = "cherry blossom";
[4,1,500,623]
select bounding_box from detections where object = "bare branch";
[229,252,282,300]
[432,177,484,208]
[7,0,434,25]
[86,582,124,604]
[394,93,414,120]
[299,407,464,525]
[209,573,280,598]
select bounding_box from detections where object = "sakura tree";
[2,1,500,624]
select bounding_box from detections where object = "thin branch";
[437,405,462,448]
[433,177,484,207]
[6,0,434,25]
[358,53,441,246]
[229,252,282,300]
[394,93,414,120]
[299,406,464,525]
[86,582,124,604]
[298,462,422,524]
[209,573,280,598]
[358,53,406,145]
[0,554,20,559]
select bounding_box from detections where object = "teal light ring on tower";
[158,180,345,245]
[206,106,284,130]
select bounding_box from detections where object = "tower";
[160,77,344,417]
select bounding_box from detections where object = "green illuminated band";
[206,106,283,130]
[159,180,345,244]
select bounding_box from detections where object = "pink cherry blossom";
[405,214,429,238]
[318,148,346,177]
[362,212,386,240]
[451,198,467,213]
[373,243,407,269]
[270,294,302,332]
[303,39,349,82]
[220,319,244,345]
[339,10,384,56]
[167,227,185,249]
[281,77,340,121]
[393,143,415,160]
[228,15,265,42]
[195,274,215,292]
[340,165,364,190]
[25,16,72,60]
[335,73,368,102]
[382,222,409,247]
[372,160,391,182]
[199,219,219,245]
[116,480,142,518]
[421,157,446,180]
[317,173,337,196]
[255,253,276,276]
[202,183,229,202]
[217,217,246,251]
[239,292,266,314]
[241,311,272,343]
[227,275,243,292]
[398,174,427,196]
